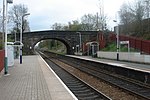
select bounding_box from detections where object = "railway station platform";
[0,55,77,100]
[67,55,150,73]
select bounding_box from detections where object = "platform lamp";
[3,0,13,75]
[76,32,82,52]
[113,20,119,61]
[20,13,30,64]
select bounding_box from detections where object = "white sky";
[1,0,130,31]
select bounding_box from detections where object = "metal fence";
[109,33,150,54]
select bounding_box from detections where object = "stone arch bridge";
[23,30,99,55]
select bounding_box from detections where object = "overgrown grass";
[143,33,150,40]
[0,44,2,50]
[46,43,67,54]
[102,42,138,52]
[102,43,116,51]
[0,40,2,50]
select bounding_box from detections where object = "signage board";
[120,41,129,44]
[7,0,13,3]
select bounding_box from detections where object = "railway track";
[40,52,111,100]
[41,51,150,100]
[60,58,150,100]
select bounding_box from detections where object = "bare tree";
[8,4,30,41]
[81,13,107,31]
[0,9,2,49]
[51,13,108,31]
[0,9,2,32]
[143,0,150,19]
[68,20,81,31]
[119,0,145,35]
[81,14,96,31]
[51,23,65,30]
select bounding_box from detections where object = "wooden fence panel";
[0,50,4,72]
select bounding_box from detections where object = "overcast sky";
[2,0,129,31]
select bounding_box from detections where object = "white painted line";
[39,55,78,100]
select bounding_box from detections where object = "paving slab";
[0,55,77,100]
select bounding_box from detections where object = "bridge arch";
[23,30,98,55]
[32,37,72,54]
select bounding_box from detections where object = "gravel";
[52,59,145,100]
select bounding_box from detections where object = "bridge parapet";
[23,30,99,55]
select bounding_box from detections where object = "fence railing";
[0,50,4,72]
[109,33,150,54]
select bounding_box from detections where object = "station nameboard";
[120,41,129,44]
[7,0,13,3]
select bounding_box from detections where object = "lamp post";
[113,20,119,61]
[20,13,30,64]
[2,0,5,50]
[3,0,13,75]
[76,32,82,52]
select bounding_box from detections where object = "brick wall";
[82,32,106,54]
[98,32,106,49]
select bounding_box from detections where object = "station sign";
[7,0,13,3]
[7,41,23,47]
[120,41,129,44]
